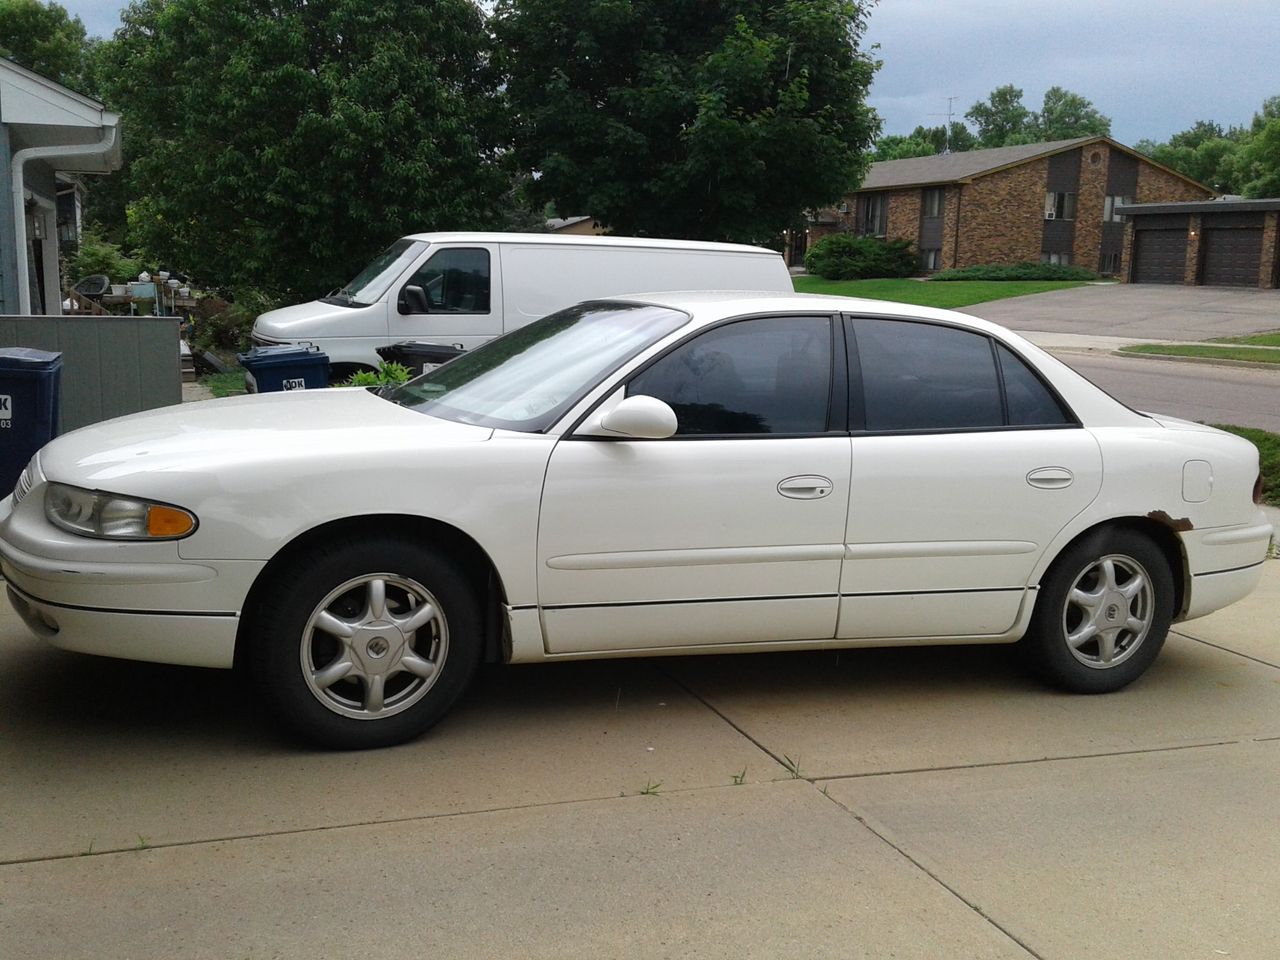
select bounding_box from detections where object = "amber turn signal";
[147,504,197,537]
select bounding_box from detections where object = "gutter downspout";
[10,121,118,315]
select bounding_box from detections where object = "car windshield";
[385,301,690,431]
[322,238,427,307]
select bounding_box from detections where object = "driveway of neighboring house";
[962,284,1280,341]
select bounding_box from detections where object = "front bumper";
[1,492,261,669]
[6,580,239,668]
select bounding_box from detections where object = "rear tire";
[1022,528,1174,694]
[247,536,482,749]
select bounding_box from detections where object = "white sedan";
[1,292,1272,749]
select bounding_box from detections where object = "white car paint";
[251,233,794,370]
[1,291,1271,730]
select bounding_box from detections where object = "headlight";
[44,483,198,540]
[12,455,40,505]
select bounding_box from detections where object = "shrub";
[342,362,412,388]
[64,229,140,284]
[929,262,1098,281]
[190,289,277,354]
[804,234,917,280]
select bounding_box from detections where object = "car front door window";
[628,315,836,435]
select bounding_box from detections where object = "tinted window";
[853,319,1003,431]
[406,248,490,313]
[629,316,833,435]
[997,343,1073,425]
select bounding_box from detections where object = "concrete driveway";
[962,283,1280,340]
[3,563,1278,959]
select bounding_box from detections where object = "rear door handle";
[1027,467,1074,490]
[778,475,833,500]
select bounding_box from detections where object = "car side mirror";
[399,285,431,315]
[597,395,678,439]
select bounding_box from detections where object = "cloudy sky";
[64,0,1280,145]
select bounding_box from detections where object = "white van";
[250,232,793,376]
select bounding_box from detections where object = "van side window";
[404,249,490,314]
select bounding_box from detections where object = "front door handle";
[778,475,833,500]
[1027,467,1074,490]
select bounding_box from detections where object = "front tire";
[247,537,482,749]
[1023,529,1174,694]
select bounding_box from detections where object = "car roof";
[606,290,1015,338]
[399,231,781,256]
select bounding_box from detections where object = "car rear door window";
[852,318,1004,431]
[996,343,1074,426]
[628,316,834,435]
[850,318,1077,432]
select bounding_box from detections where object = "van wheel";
[248,537,482,749]
[1022,529,1174,694]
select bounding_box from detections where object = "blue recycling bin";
[236,345,330,393]
[0,348,62,497]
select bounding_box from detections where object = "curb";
[1106,351,1280,372]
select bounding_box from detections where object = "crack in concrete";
[810,739,1241,784]
[816,786,1045,960]
[1174,629,1280,671]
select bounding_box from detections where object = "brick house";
[806,137,1212,275]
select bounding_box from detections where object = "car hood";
[253,298,383,341]
[38,388,492,492]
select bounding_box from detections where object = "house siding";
[955,159,1048,267]
[884,189,920,244]
[1073,145,1109,269]
[1136,164,1211,204]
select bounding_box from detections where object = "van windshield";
[322,238,427,307]
[384,301,690,432]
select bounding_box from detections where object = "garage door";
[1202,228,1262,286]
[1132,230,1187,284]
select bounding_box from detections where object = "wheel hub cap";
[300,574,449,720]
[1062,555,1154,670]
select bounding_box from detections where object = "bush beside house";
[804,235,917,280]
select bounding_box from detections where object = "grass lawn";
[1212,425,1280,507]
[1119,343,1280,365]
[201,370,248,397]
[1210,331,1280,347]
[791,277,1092,308]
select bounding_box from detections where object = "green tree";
[493,0,880,243]
[0,0,91,89]
[1033,86,1111,141]
[96,0,508,301]
[872,134,935,162]
[907,122,978,154]
[967,84,1111,147]
[965,84,1032,147]
[1240,117,1280,198]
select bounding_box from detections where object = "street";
[1056,351,1280,432]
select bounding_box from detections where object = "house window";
[1103,195,1132,222]
[1044,192,1077,221]
[860,194,887,237]
[920,248,941,271]
[1040,252,1072,266]
[922,188,945,219]
[1100,251,1122,275]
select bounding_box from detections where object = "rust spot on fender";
[1147,509,1194,532]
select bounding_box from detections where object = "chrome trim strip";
[545,544,845,571]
